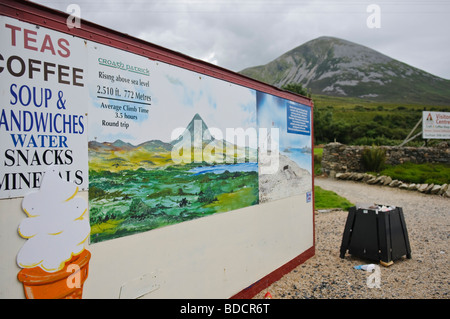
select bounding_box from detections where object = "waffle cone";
[17,249,90,299]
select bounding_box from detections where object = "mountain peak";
[186,113,209,131]
[303,36,349,44]
[240,36,450,105]
[171,112,214,145]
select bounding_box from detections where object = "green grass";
[314,147,323,176]
[314,147,323,156]
[312,94,450,146]
[313,94,449,110]
[377,162,450,185]
[314,186,354,210]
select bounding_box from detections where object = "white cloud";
[30,0,450,79]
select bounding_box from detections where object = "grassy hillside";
[240,37,450,106]
[312,94,449,146]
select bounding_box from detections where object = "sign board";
[422,111,450,139]
[87,42,262,243]
[87,43,312,243]
[0,15,313,241]
[0,16,89,198]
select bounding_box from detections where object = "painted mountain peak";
[88,113,256,172]
[170,112,215,146]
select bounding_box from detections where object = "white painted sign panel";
[422,111,450,139]
[0,16,89,198]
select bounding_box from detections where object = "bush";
[361,146,386,172]
[197,187,218,203]
[282,82,311,97]
[314,148,323,176]
[89,185,106,199]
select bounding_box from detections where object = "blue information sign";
[286,102,311,136]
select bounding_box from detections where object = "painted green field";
[89,164,259,243]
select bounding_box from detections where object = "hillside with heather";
[240,37,449,146]
[240,36,450,106]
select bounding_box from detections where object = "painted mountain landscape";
[88,114,259,243]
[256,91,313,203]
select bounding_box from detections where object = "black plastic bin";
[340,204,412,266]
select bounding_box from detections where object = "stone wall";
[333,171,450,197]
[321,142,450,175]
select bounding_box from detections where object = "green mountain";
[240,36,450,105]
[170,112,257,163]
[170,113,214,146]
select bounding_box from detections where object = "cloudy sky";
[32,0,450,79]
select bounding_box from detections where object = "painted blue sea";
[188,162,258,175]
[281,148,312,174]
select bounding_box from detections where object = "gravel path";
[254,177,449,299]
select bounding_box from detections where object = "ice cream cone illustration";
[17,250,91,299]
[16,166,91,299]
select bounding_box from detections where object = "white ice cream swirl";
[17,166,90,273]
